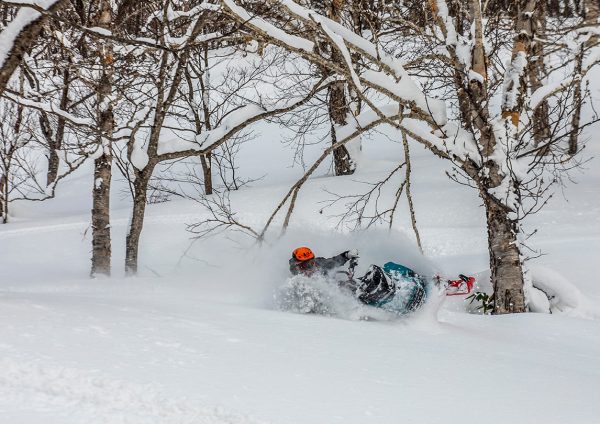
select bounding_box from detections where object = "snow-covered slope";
[1,118,599,423]
[2,277,599,424]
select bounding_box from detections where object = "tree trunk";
[91,149,112,276]
[125,171,150,276]
[569,0,599,155]
[469,0,526,313]
[200,153,213,195]
[568,45,584,156]
[46,144,60,186]
[529,0,550,149]
[482,192,526,313]
[90,0,113,277]
[501,0,536,125]
[327,0,355,176]
[585,0,600,21]
[329,82,354,176]
[47,67,70,185]
[0,173,6,223]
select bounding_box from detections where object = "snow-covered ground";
[1,116,600,423]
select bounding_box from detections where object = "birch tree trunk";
[90,1,114,277]
[482,187,526,313]
[501,0,536,125]
[485,0,528,313]
[469,0,527,313]
[569,45,584,155]
[199,48,213,195]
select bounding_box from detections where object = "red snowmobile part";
[445,275,475,296]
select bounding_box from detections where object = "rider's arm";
[289,258,303,275]
[313,253,349,272]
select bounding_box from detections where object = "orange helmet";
[292,246,315,261]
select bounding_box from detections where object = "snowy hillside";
[1,125,599,423]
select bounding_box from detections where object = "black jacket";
[289,252,349,276]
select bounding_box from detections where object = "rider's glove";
[343,249,359,259]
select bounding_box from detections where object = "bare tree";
[0,75,31,223]
[0,66,86,223]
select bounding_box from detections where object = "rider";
[289,246,395,305]
[289,246,359,276]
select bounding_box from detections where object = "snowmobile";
[333,258,475,313]
[277,257,475,316]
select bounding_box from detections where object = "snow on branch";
[528,77,575,110]
[156,3,223,49]
[0,0,63,66]
[4,0,226,55]
[2,90,94,127]
[221,0,314,53]
[583,43,600,72]
[165,2,220,21]
[342,85,469,163]
[0,0,66,94]
[155,77,331,164]
[158,104,266,156]
[529,42,600,111]
[221,0,447,126]
[280,0,446,125]
[428,0,458,46]
[501,51,528,111]
[319,23,362,92]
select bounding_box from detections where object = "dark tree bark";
[125,170,150,275]
[478,0,527,313]
[199,48,213,195]
[529,1,550,150]
[328,82,354,176]
[185,51,213,196]
[326,0,355,176]
[200,153,213,195]
[584,0,600,20]
[47,67,70,185]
